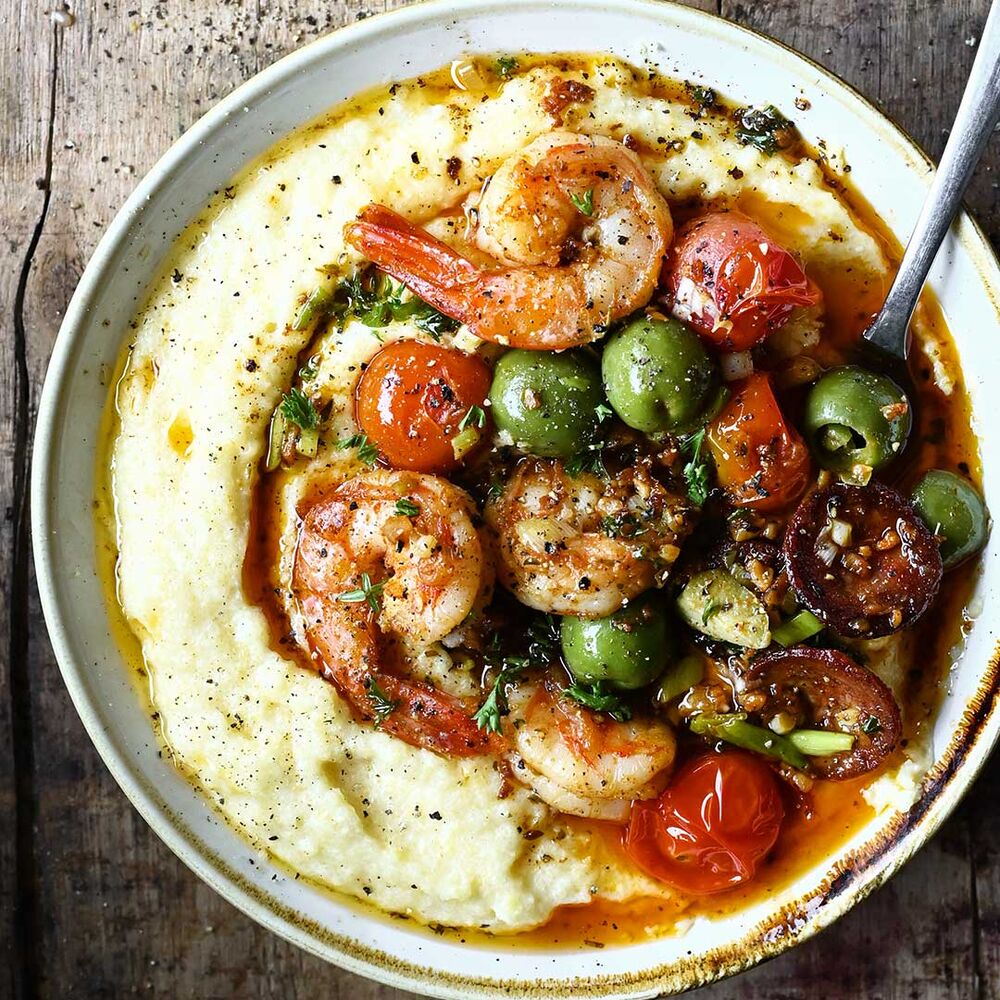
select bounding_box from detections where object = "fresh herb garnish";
[472,614,560,733]
[681,427,712,506]
[394,497,421,518]
[735,104,797,155]
[563,681,632,722]
[279,388,319,430]
[566,444,607,478]
[594,402,614,423]
[326,266,458,338]
[702,599,726,625]
[691,85,716,107]
[365,677,400,728]
[569,188,594,216]
[495,55,519,79]
[458,404,487,431]
[861,715,883,735]
[412,304,460,340]
[338,432,379,465]
[337,572,385,613]
[485,476,504,503]
[600,512,648,539]
[473,658,529,734]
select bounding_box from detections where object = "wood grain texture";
[2,1,997,997]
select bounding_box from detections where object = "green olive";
[804,366,912,476]
[911,469,988,569]
[489,349,605,458]
[601,315,717,433]
[560,596,673,691]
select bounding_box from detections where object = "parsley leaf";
[862,715,883,735]
[472,614,560,733]
[280,388,318,430]
[336,572,385,613]
[364,677,400,728]
[412,305,460,340]
[735,105,797,155]
[458,405,487,431]
[337,433,379,465]
[681,427,712,506]
[601,512,648,539]
[566,444,607,478]
[563,681,632,722]
[495,55,519,79]
[394,497,421,517]
[473,658,529,734]
[569,188,594,216]
[594,402,614,423]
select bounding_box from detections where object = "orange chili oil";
[102,52,983,947]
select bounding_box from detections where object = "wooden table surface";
[4,0,1000,996]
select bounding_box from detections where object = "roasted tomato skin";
[706,372,811,512]
[624,752,784,895]
[741,646,902,779]
[355,341,492,473]
[663,211,822,351]
[783,481,943,638]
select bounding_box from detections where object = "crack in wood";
[9,22,60,1000]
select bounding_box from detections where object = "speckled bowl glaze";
[31,1,1000,996]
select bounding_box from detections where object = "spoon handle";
[864,0,1000,358]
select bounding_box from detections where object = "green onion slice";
[786,728,855,756]
[772,610,824,647]
[689,713,808,770]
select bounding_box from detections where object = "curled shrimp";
[485,458,694,618]
[292,470,495,756]
[506,679,676,822]
[344,132,673,349]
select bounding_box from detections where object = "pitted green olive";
[803,366,911,476]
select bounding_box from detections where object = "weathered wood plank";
[1,1,65,996]
[9,0,999,997]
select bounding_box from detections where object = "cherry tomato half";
[663,211,822,352]
[706,372,811,512]
[624,752,784,895]
[355,341,492,473]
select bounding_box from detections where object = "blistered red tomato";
[663,211,822,351]
[706,372,811,512]
[624,752,784,895]
[355,341,491,473]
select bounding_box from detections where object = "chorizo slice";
[783,481,942,638]
[740,645,901,779]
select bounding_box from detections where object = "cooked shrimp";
[292,469,495,756]
[506,679,676,822]
[485,458,694,617]
[344,132,673,349]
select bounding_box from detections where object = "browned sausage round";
[783,481,942,638]
[740,646,901,779]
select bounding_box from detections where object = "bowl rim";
[30,0,1000,997]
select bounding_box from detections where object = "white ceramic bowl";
[32,1,1000,996]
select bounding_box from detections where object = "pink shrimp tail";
[344,204,480,325]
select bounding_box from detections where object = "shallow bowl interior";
[31,1,1000,997]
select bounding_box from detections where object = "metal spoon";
[863,0,1000,364]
